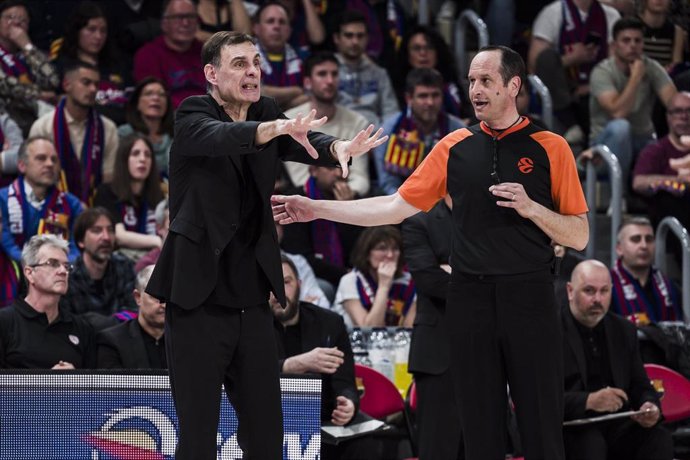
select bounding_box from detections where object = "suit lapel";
[603,315,626,387]
[299,307,321,354]
[212,97,244,180]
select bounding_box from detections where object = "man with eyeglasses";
[333,10,399,126]
[60,207,137,331]
[610,216,682,325]
[0,234,97,370]
[133,0,205,108]
[633,92,690,254]
[0,136,83,307]
[0,0,60,136]
[273,45,589,459]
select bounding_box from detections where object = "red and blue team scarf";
[305,176,344,267]
[560,0,608,84]
[384,109,449,177]
[354,269,415,326]
[258,44,303,88]
[0,43,33,83]
[52,97,104,205]
[611,258,680,323]
[119,200,156,235]
[0,179,74,306]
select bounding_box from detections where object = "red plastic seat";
[407,380,417,413]
[644,363,690,422]
[355,363,417,455]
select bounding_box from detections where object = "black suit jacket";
[146,95,336,308]
[563,309,660,420]
[402,200,452,375]
[273,302,359,421]
[97,320,159,369]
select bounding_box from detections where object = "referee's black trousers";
[447,272,565,460]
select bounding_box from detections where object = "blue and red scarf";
[0,43,33,83]
[560,0,608,84]
[0,178,74,306]
[305,176,344,267]
[354,269,415,326]
[384,109,449,177]
[119,200,156,235]
[52,97,104,205]
[611,259,681,323]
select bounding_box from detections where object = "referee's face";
[468,50,519,128]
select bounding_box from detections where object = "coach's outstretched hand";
[332,124,388,178]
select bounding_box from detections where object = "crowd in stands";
[0,0,688,457]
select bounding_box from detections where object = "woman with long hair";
[93,134,164,254]
[334,225,416,327]
[117,77,174,176]
[52,0,129,124]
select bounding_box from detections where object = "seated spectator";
[0,0,60,136]
[135,199,169,273]
[280,165,363,289]
[344,0,408,71]
[333,225,416,328]
[97,264,166,369]
[194,0,251,43]
[611,216,682,324]
[94,134,165,259]
[252,2,308,111]
[51,1,130,125]
[588,17,676,193]
[0,109,24,184]
[0,234,96,369]
[284,51,371,197]
[133,0,206,109]
[118,77,174,176]
[276,221,329,308]
[528,0,620,142]
[0,137,83,306]
[273,0,326,59]
[638,0,687,73]
[272,256,377,460]
[633,92,690,243]
[562,259,673,460]
[29,60,119,205]
[333,10,399,126]
[393,25,464,118]
[60,207,137,330]
[374,68,464,196]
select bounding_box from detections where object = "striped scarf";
[53,97,104,205]
[560,0,608,84]
[384,109,449,177]
[354,269,415,326]
[0,43,32,83]
[611,259,681,323]
[305,176,344,267]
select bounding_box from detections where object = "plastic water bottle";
[368,328,394,381]
[393,328,412,393]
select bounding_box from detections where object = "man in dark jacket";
[562,259,673,459]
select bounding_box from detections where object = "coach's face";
[206,42,262,108]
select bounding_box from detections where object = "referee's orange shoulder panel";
[530,130,589,215]
[399,128,473,212]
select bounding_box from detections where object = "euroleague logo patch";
[517,157,534,174]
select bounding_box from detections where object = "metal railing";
[527,74,553,131]
[583,144,622,266]
[453,9,490,86]
[418,0,430,25]
[654,217,690,323]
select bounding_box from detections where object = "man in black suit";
[271,256,373,460]
[97,264,166,369]
[145,31,386,460]
[401,195,464,460]
[562,259,673,460]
